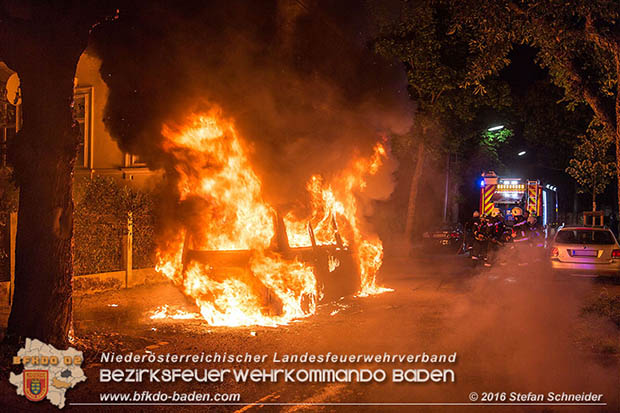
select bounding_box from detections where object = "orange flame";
[284,142,392,296]
[149,305,200,320]
[156,109,390,326]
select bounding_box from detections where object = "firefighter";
[485,208,505,266]
[527,215,544,261]
[472,212,489,263]
[511,207,529,265]
[526,215,542,243]
[461,211,480,254]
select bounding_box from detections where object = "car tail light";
[612,249,620,259]
[450,232,459,238]
[550,247,559,258]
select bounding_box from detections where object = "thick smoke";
[90,0,412,213]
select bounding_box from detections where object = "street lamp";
[518,151,526,156]
[488,125,504,132]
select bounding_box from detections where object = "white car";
[549,225,620,277]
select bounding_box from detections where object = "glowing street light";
[487,125,504,132]
[518,151,526,156]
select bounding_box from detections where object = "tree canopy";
[371,0,511,123]
[566,124,616,211]
[454,0,620,211]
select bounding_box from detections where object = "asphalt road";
[1,251,619,412]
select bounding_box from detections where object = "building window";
[73,87,93,169]
[124,153,147,167]
[0,101,17,167]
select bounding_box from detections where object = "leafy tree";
[454,0,620,214]
[518,81,592,171]
[566,124,616,211]
[370,0,510,240]
[480,127,512,164]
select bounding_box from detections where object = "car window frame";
[554,228,616,245]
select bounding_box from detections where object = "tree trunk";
[5,57,82,348]
[442,151,449,222]
[573,181,579,224]
[404,138,425,242]
[592,175,596,212]
[616,58,620,232]
[0,3,110,348]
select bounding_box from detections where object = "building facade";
[0,49,160,189]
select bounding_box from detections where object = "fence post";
[124,212,133,288]
[9,211,16,305]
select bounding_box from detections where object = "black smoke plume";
[90,0,412,218]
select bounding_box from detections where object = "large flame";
[283,143,391,296]
[156,109,390,326]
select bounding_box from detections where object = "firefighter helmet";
[490,207,501,218]
[512,207,523,217]
[473,211,480,218]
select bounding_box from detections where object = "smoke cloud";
[90,0,412,211]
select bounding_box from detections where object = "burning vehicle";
[155,110,391,327]
[180,211,360,319]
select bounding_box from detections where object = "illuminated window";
[124,153,147,167]
[73,87,93,169]
[0,101,17,167]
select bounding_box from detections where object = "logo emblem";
[23,370,48,402]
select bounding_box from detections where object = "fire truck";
[479,171,558,226]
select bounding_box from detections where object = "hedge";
[73,176,156,275]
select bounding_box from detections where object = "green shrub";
[73,176,155,275]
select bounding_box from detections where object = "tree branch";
[584,14,619,53]
[505,2,617,129]
[563,57,616,129]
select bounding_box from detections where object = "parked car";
[422,224,463,251]
[549,225,620,277]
